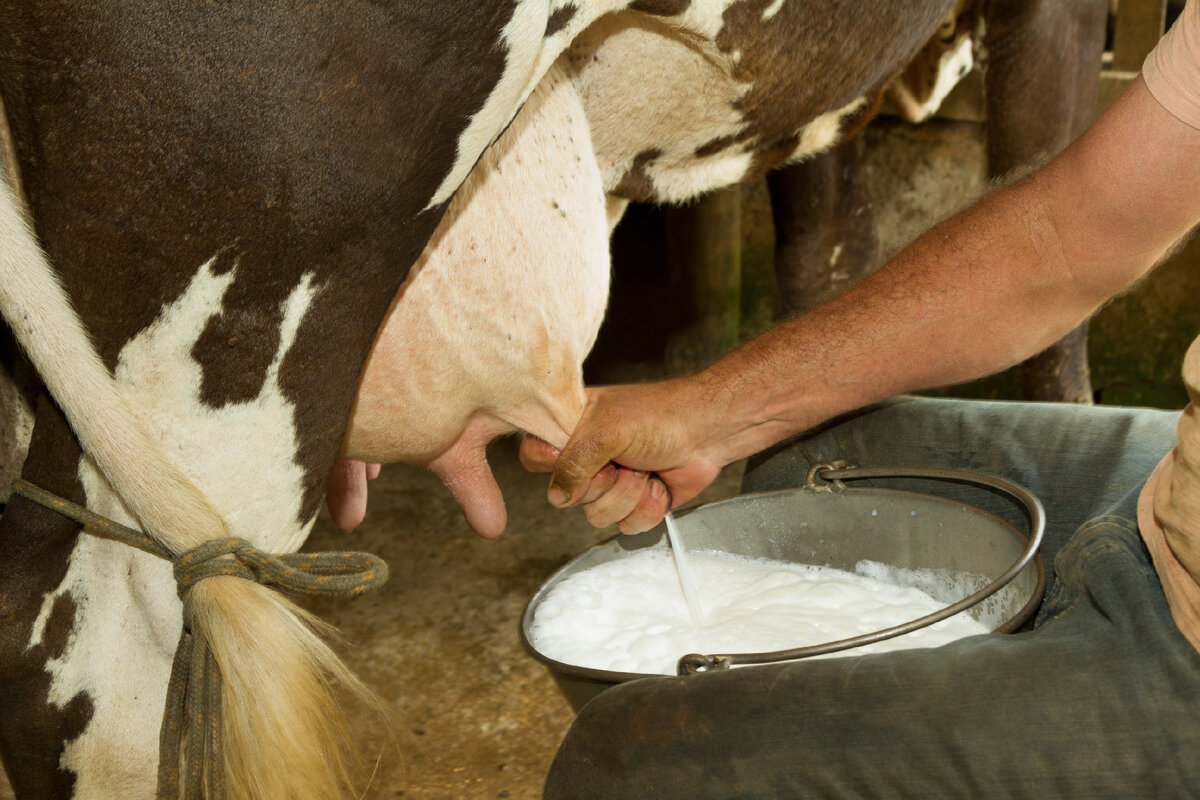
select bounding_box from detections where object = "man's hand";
[325,458,381,531]
[521,380,725,534]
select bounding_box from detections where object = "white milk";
[530,549,990,675]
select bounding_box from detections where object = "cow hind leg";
[767,138,880,318]
[984,0,1108,402]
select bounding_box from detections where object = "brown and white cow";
[0,1,1097,798]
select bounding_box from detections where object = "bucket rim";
[521,469,1045,682]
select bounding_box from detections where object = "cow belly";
[343,61,609,536]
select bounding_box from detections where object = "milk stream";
[665,512,705,626]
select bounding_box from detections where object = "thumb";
[548,429,618,507]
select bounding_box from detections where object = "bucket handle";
[676,462,1046,676]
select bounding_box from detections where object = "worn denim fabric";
[544,397,1200,799]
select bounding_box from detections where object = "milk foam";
[530,549,990,675]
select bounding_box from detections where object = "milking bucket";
[521,463,1046,711]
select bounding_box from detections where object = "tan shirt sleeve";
[1144,0,1200,128]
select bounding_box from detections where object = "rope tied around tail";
[9,478,390,800]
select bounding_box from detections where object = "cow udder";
[343,61,609,538]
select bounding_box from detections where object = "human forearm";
[543,76,1200,531]
[690,170,1094,464]
[691,76,1200,468]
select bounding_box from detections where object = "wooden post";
[1102,0,1168,108]
[1112,0,1168,71]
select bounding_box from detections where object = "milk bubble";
[530,549,990,675]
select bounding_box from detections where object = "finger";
[617,478,671,535]
[583,467,651,529]
[326,458,371,531]
[518,434,560,473]
[365,463,381,481]
[577,463,619,505]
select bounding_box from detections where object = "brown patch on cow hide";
[741,134,801,185]
[629,0,692,15]
[39,594,78,661]
[546,4,578,37]
[0,0,525,526]
[191,260,286,408]
[611,148,664,202]
[694,134,739,159]
[714,0,954,173]
[0,397,93,798]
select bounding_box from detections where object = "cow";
[0,1,1099,798]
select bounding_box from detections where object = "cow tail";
[191,579,386,800]
[0,161,383,798]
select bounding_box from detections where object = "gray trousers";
[543,397,1200,799]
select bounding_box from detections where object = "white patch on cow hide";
[114,260,318,553]
[425,2,565,209]
[885,5,976,124]
[762,0,787,20]
[778,98,867,168]
[27,260,321,795]
[28,459,176,799]
[428,0,764,212]
[568,12,755,200]
[427,1,637,211]
[643,150,755,203]
[568,11,867,203]
[672,0,744,40]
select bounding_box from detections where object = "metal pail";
[521,464,1045,711]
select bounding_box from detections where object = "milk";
[530,549,989,675]
[664,512,705,625]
